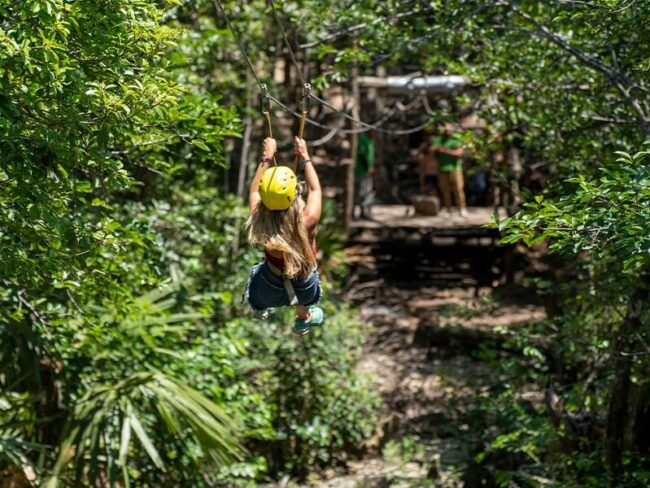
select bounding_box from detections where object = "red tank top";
[265,239,318,274]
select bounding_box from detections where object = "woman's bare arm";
[249,138,276,211]
[295,136,322,231]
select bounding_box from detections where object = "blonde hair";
[246,196,316,280]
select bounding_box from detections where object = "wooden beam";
[357,75,468,92]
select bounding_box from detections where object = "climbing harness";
[264,259,300,306]
[283,277,299,306]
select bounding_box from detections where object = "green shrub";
[216,302,381,483]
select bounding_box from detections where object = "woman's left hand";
[262,137,277,158]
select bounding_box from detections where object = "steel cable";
[215,0,435,140]
[212,0,266,90]
[267,0,308,87]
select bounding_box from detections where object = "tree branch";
[497,0,649,134]
[1,279,50,328]
[299,8,423,49]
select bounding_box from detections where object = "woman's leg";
[293,272,324,335]
[295,304,309,320]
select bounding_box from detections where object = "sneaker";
[459,208,468,218]
[294,306,324,336]
[439,208,451,218]
[254,308,272,321]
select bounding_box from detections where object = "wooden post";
[231,100,253,256]
[372,66,386,210]
[344,66,360,231]
[237,105,253,200]
[606,274,650,485]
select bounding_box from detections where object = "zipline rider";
[244,137,325,336]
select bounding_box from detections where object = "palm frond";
[43,371,244,487]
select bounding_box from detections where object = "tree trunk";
[230,101,253,257]
[606,275,650,485]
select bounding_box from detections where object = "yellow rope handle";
[293,83,311,172]
[260,84,277,166]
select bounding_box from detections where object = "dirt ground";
[295,239,547,488]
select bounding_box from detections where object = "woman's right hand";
[294,136,309,160]
[262,137,277,158]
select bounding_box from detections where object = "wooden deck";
[349,205,506,242]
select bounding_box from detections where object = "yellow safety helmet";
[259,166,297,211]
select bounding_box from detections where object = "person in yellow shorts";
[431,126,467,217]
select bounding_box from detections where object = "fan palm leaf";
[42,371,244,487]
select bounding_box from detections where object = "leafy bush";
[480,145,650,485]
[217,303,381,484]
[0,0,380,484]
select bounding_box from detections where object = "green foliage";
[0,1,380,483]
[293,0,650,482]
[502,145,650,274]
[286,0,650,483]
[7,0,650,484]
[470,145,648,486]
[44,371,243,488]
[217,304,381,483]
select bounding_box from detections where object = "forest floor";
[297,235,547,488]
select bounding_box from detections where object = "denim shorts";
[245,260,322,312]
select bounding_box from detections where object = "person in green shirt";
[431,126,467,217]
[355,133,375,218]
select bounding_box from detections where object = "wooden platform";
[349,205,507,242]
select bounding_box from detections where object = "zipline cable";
[215,0,436,142]
[311,92,430,133]
[308,126,341,147]
[268,93,434,137]
[306,71,436,130]
[265,3,440,134]
[212,0,265,91]
[268,0,308,87]
[267,0,313,171]
[213,0,281,163]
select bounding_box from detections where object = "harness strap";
[283,277,299,306]
[266,260,298,305]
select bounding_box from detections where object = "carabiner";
[259,83,272,114]
[299,83,311,114]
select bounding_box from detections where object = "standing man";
[432,125,467,217]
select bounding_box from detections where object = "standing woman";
[245,136,324,335]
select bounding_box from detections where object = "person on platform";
[244,136,324,336]
[417,138,439,197]
[355,133,375,218]
[432,125,467,217]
